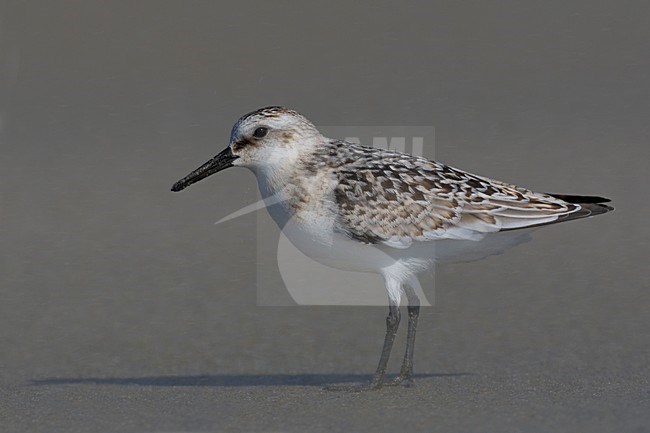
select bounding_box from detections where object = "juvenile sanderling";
[171,106,613,390]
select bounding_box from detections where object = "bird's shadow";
[29,373,469,387]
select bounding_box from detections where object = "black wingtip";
[544,193,615,223]
[548,193,612,204]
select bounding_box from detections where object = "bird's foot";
[323,380,384,392]
[324,375,415,391]
[384,374,415,388]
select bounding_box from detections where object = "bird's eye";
[252,127,268,138]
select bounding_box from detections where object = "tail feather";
[547,193,615,222]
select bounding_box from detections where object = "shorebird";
[171,106,613,390]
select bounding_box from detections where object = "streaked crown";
[228,106,322,169]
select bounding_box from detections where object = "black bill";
[171,147,238,192]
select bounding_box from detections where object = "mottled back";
[314,140,600,248]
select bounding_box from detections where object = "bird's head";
[171,106,320,192]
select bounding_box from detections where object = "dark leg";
[368,303,401,388]
[325,302,401,391]
[389,304,420,386]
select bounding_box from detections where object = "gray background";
[1,1,649,432]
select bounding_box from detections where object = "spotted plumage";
[289,139,609,248]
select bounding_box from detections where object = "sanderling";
[171,106,613,390]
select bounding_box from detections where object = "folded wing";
[332,146,612,248]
